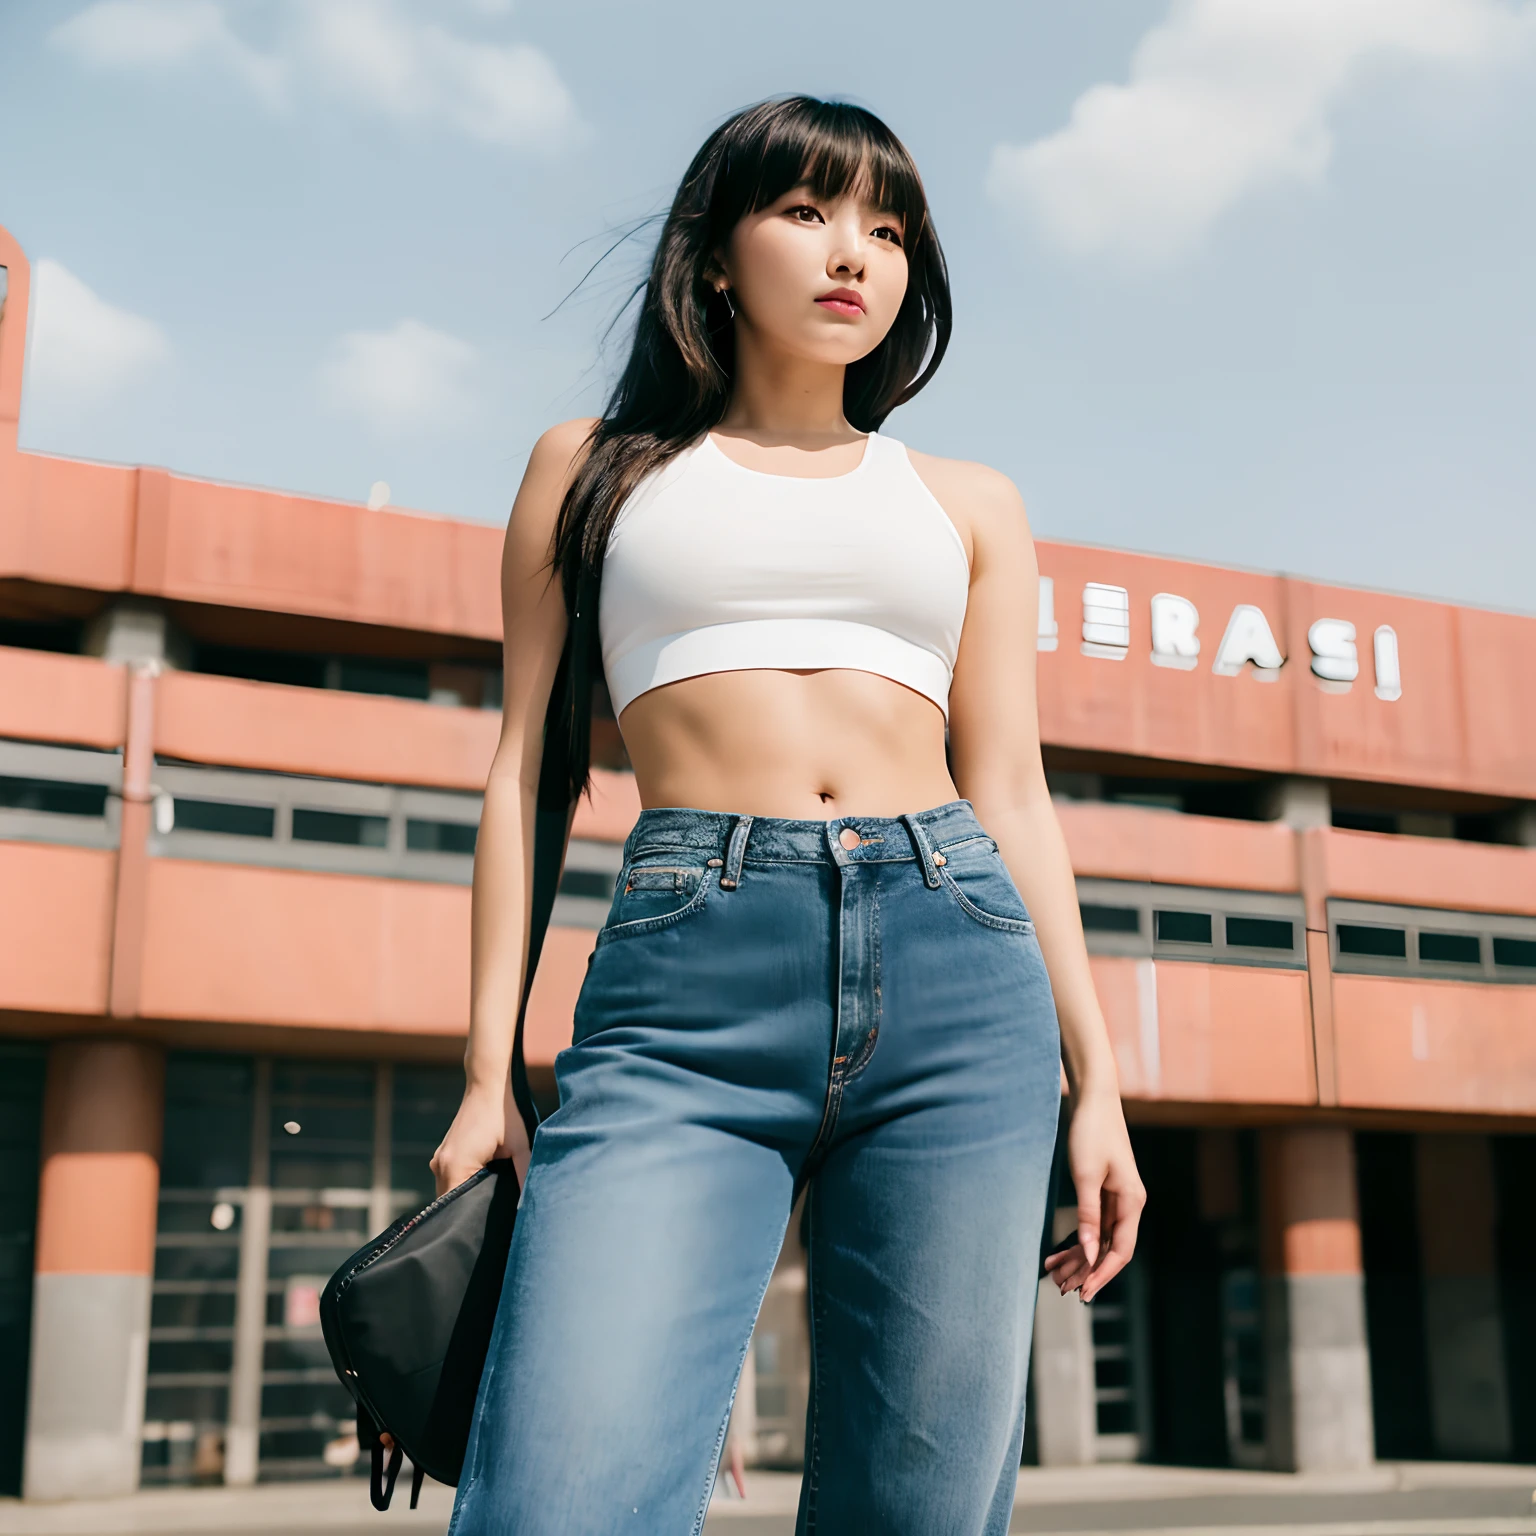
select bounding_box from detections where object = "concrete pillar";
[1032,1207,1098,1465]
[368,1062,394,1238]
[1507,806,1536,848]
[1259,1127,1374,1471]
[23,1040,164,1500]
[82,598,190,670]
[1263,777,1331,831]
[1415,1134,1511,1459]
[225,1059,271,1487]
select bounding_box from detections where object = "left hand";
[1042,1088,1146,1304]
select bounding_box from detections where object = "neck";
[717,323,853,442]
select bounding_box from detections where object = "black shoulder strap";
[509,608,592,1144]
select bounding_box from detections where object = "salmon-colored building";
[1,225,1533,1500]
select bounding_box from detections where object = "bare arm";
[916,452,1145,1301]
[430,418,595,1197]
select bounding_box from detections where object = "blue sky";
[2,0,1533,613]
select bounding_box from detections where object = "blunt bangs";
[718,100,929,243]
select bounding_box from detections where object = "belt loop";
[900,813,944,890]
[721,815,753,890]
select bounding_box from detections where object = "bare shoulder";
[504,418,598,570]
[527,416,600,485]
[903,447,1032,561]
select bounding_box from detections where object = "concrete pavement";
[0,1462,1532,1536]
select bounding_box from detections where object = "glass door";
[143,1054,253,1486]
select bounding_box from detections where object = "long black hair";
[546,96,952,803]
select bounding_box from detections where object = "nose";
[827,213,868,281]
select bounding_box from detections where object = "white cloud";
[49,0,580,150]
[318,319,480,434]
[988,0,1533,265]
[299,1,579,149]
[28,259,171,410]
[49,0,287,107]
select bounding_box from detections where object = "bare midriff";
[617,667,958,821]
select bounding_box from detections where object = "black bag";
[320,628,592,1510]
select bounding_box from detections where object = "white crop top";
[599,430,970,718]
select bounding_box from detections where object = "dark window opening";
[291,809,388,847]
[406,819,477,855]
[1156,910,1213,945]
[171,799,275,839]
[193,644,329,690]
[1081,904,1141,934]
[0,776,108,817]
[333,658,430,700]
[0,617,84,655]
[1225,916,1294,951]
[1045,769,1273,823]
[1493,936,1536,970]
[1338,924,1407,958]
[1333,808,1398,835]
[1418,931,1480,966]
[192,645,434,702]
[560,868,616,901]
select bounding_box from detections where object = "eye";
[786,203,825,224]
[872,223,904,247]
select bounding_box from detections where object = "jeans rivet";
[932,852,947,866]
[719,877,737,890]
[707,858,723,868]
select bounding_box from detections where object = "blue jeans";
[450,801,1061,1536]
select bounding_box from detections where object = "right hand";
[430,1075,533,1197]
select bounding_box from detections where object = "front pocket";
[937,839,1035,933]
[595,860,713,944]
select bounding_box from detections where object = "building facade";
[2,227,1533,1499]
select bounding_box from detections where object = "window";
[1418,931,1481,966]
[0,742,121,852]
[559,867,616,902]
[1155,910,1212,945]
[291,808,388,847]
[1330,901,1536,983]
[1493,936,1536,970]
[1081,904,1141,934]
[1226,916,1294,951]
[151,763,491,884]
[405,819,477,855]
[1338,924,1407,959]
[171,799,275,839]
[1074,879,1305,969]
[0,775,108,817]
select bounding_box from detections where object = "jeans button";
[838,827,861,851]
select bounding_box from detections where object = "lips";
[815,288,865,316]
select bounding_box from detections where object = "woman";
[432,96,1145,1535]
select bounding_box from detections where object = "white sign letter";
[1150,594,1200,670]
[1037,576,1058,652]
[1373,625,1402,701]
[1307,618,1359,683]
[1082,582,1129,660]
[1212,604,1285,677]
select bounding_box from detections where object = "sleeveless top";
[598,431,971,719]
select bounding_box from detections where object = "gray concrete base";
[1263,1273,1374,1472]
[22,1273,151,1501]
[1032,1276,1097,1466]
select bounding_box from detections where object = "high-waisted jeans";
[449,801,1061,1536]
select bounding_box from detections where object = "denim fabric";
[449,800,1061,1536]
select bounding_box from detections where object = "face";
[715,177,910,365]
